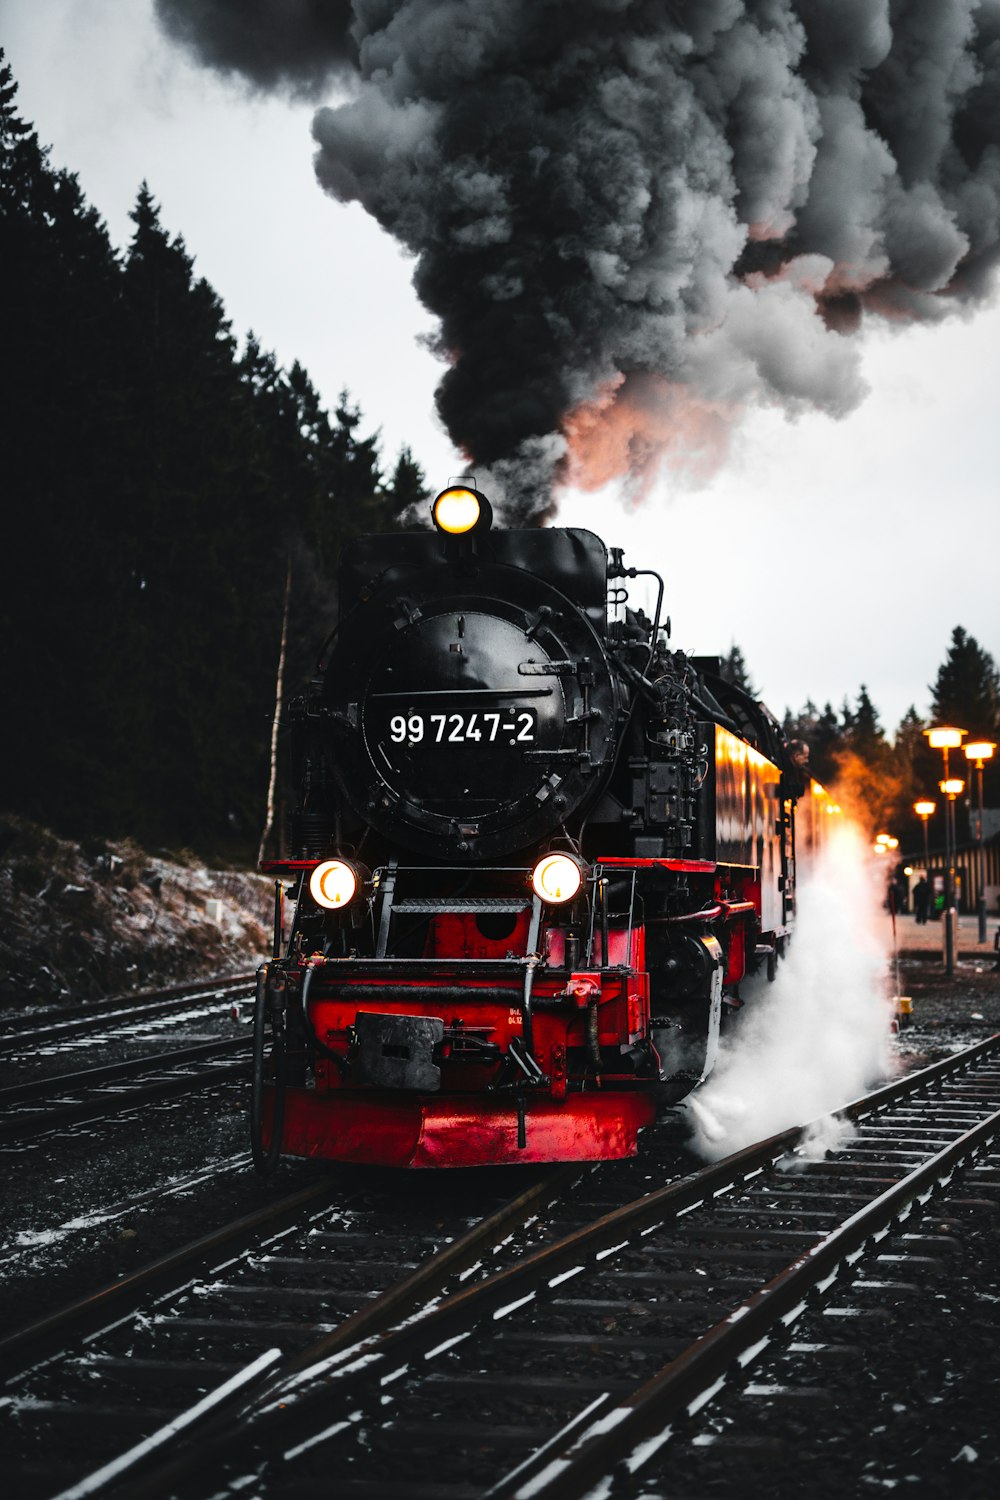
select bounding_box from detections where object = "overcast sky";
[4,0,998,733]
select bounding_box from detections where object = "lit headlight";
[309,859,361,910]
[432,486,488,535]
[531,853,587,904]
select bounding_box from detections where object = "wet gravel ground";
[2,956,998,1498]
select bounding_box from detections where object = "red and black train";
[253,483,828,1171]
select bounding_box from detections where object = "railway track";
[0,975,254,1055]
[0,1155,605,1499]
[5,1037,1000,1498]
[0,1036,253,1144]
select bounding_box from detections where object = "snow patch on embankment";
[0,815,270,1005]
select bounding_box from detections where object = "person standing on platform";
[913,875,930,925]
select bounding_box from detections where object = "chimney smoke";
[156,1,1000,522]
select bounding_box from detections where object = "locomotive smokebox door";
[353,1012,444,1091]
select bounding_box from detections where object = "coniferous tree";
[811,704,844,788]
[719,643,757,698]
[781,700,842,787]
[930,628,1000,741]
[0,57,424,856]
[845,685,883,755]
[929,627,1000,838]
[0,53,126,831]
[831,687,900,837]
[384,446,430,525]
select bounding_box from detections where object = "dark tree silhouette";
[719,643,757,698]
[384,446,430,525]
[930,627,1000,742]
[0,56,423,857]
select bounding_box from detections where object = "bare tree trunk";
[258,556,292,866]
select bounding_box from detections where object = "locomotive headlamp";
[531,852,587,905]
[309,859,361,910]
[432,485,492,535]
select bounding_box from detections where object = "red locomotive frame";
[255,832,820,1168]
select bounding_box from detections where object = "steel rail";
[0,1035,252,1107]
[25,1036,1000,1498]
[3,1167,577,1499]
[0,974,254,1030]
[128,1033,1000,1494]
[0,1178,342,1374]
[0,1038,253,1143]
[0,977,254,1053]
[500,1104,1000,1500]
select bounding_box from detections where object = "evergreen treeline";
[0,55,427,857]
[782,627,1000,851]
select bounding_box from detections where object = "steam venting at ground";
[687,821,893,1162]
[156,1,1000,521]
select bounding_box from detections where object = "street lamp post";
[940,777,966,975]
[964,741,996,943]
[925,727,967,978]
[914,800,936,874]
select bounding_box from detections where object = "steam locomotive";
[252,482,828,1171]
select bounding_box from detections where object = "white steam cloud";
[687,821,894,1161]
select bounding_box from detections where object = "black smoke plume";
[153,0,357,96]
[155,1,1000,522]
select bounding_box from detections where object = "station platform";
[889,910,1000,961]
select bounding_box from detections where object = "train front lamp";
[309,859,363,910]
[964,741,996,942]
[431,484,492,536]
[531,853,587,905]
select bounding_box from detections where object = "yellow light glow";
[875,833,891,845]
[886,837,899,849]
[904,867,914,876]
[309,859,359,910]
[939,778,965,797]
[874,844,887,854]
[433,487,482,534]
[925,726,966,750]
[965,741,996,764]
[914,801,936,817]
[531,853,586,905]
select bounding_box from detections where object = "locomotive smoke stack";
[156,0,1000,522]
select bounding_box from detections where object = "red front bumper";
[268,1085,656,1168]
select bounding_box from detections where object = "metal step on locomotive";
[252,481,831,1171]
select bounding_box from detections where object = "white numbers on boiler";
[387,710,535,746]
